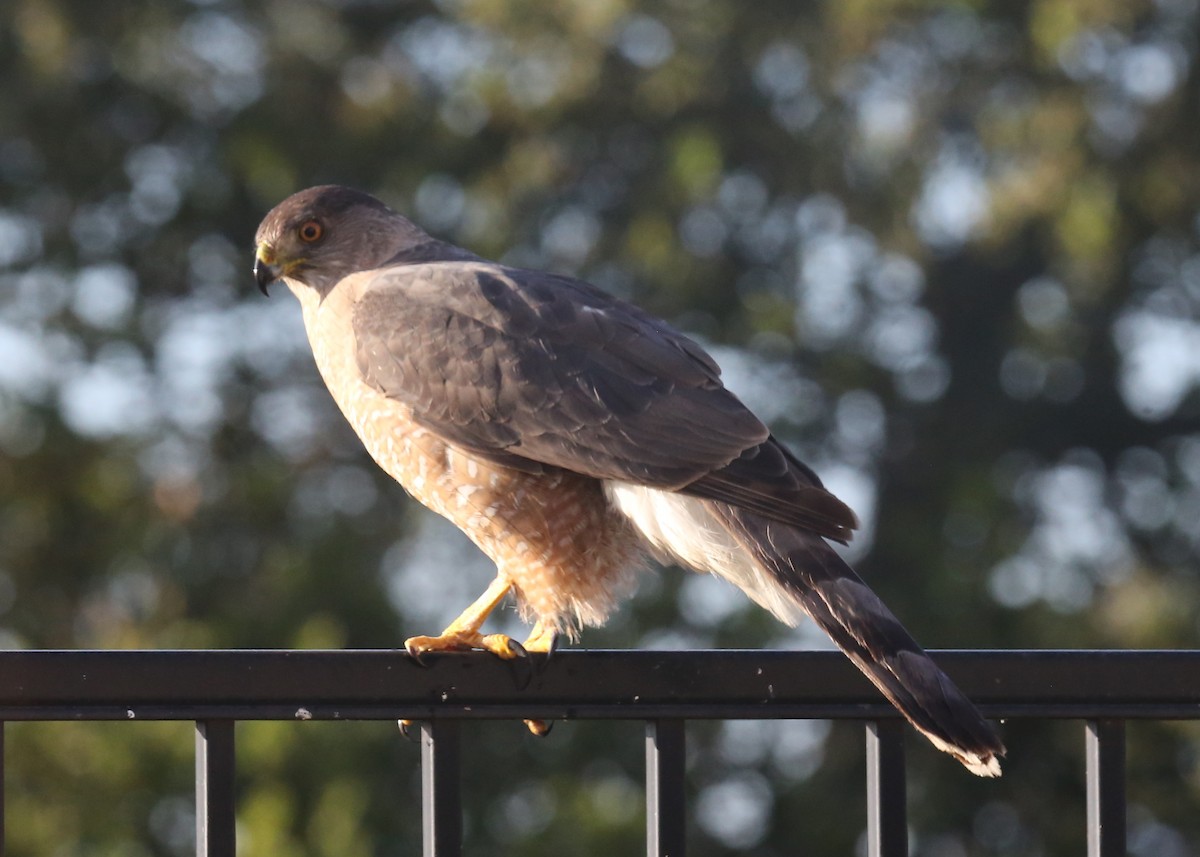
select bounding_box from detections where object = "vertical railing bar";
[645,719,686,857]
[0,721,5,857]
[421,720,463,857]
[195,720,236,857]
[866,720,907,857]
[1087,719,1126,857]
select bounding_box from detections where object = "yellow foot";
[396,716,551,740]
[520,621,560,736]
[522,622,560,656]
[398,629,529,739]
[405,630,528,662]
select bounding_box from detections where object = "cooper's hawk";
[253,185,1004,776]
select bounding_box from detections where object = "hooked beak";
[254,243,281,296]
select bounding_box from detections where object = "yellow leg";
[523,620,559,654]
[399,575,527,739]
[521,620,559,736]
[399,576,558,738]
[404,575,526,660]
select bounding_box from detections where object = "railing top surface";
[0,649,1197,721]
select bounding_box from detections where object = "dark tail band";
[713,503,1005,776]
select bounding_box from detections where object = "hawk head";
[253,185,426,296]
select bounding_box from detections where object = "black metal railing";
[1,649,1198,857]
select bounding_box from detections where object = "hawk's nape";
[253,184,1005,775]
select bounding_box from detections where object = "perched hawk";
[254,185,1004,775]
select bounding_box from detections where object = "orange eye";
[298,220,323,243]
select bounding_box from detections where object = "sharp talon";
[507,639,528,659]
[528,633,558,676]
[398,720,420,742]
[405,643,429,667]
[509,649,534,691]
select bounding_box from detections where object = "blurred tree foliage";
[1,0,1199,854]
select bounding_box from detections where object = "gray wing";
[352,261,856,541]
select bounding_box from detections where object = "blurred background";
[2,0,1199,854]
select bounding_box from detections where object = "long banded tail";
[604,481,1005,775]
[712,503,1005,776]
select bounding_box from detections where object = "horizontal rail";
[0,649,1184,857]
[0,649,1196,720]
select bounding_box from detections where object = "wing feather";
[351,261,856,540]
